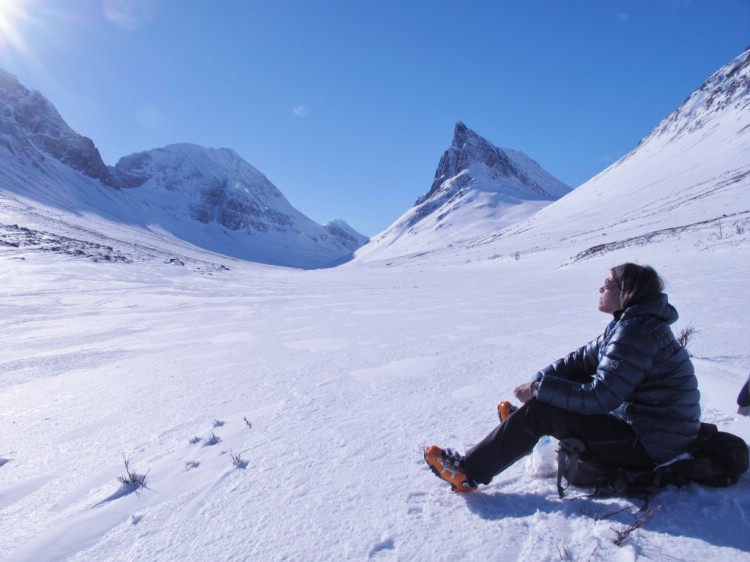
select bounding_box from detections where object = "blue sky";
[1,1,748,236]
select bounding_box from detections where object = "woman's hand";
[514,381,539,403]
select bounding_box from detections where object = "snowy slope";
[0,69,367,269]
[0,49,749,562]
[459,47,750,268]
[354,122,570,262]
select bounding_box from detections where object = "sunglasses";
[603,278,620,290]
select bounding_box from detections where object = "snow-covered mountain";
[456,47,750,267]
[356,47,750,268]
[0,69,367,269]
[0,69,116,186]
[108,144,368,268]
[354,121,571,262]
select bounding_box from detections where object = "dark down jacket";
[535,293,701,464]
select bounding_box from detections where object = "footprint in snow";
[406,491,427,517]
[368,537,395,559]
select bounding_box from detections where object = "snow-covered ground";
[1,229,748,561]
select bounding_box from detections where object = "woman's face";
[598,275,621,314]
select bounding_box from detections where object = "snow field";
[1,235,749,560]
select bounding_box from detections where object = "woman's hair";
[611,263,664,309]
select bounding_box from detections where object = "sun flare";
[0,0,30,55]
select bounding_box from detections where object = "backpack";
[738,373,750,407]
[556,423,749,507]
[738,373,750,415]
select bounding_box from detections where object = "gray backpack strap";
[556,438,586,498]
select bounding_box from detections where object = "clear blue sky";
[1,1,748,235]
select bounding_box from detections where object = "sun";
[0,0,31,56]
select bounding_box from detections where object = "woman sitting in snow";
[424,263,701,492]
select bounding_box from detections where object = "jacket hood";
[620,293,678,324]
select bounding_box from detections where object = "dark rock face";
[190,177,294,233]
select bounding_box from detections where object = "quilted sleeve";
[536,319,654,415]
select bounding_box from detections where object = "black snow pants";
[461,398,654,485]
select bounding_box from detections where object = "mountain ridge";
[2,46,748,270]
[0,69,113,185]
[0,69,367,269]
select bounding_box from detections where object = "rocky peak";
[418,121,563,206]
[0,69,113,185]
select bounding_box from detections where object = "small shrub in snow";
[185,460,200,470]
[677,324,698,348]
[243,416,252,429]
[189,436,202,444]
[230,450,248,469]
[117,456,149,489]
[213,419,225,428]
[612,504,663,546]
[203,432,221,446]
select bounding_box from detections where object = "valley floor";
[0,242,749,561]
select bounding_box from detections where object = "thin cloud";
[617,12,630,22]
[292,105,310,117]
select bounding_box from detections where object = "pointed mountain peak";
[452,120,471,143]
[354,123,571,263]
[450,120,487,149]
[418,122,569,207]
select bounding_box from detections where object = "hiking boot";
[498,400,518,422]
[423,445,477,492]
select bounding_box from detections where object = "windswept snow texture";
[0,48,750,561]
[0,232,749,561]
